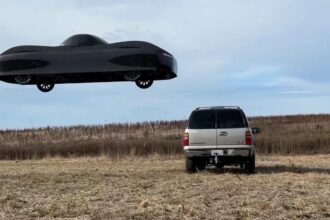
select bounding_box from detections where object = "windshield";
[61,34,108,46]
[188,110,216,129]
[217,110,247,128]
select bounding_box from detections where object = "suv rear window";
[217,110,247,128]
[189,110,215,129]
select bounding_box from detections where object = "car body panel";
[0,35,177,85]
[216,128,248,146]
[188,129,217,147]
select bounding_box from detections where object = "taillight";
[246,130,252,145]
[182,132,189,147]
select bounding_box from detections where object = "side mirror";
[252,127,260,134]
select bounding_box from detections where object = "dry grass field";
[0,114,329,159]
[0,155,329,219]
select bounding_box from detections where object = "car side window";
[188,110,216,129]
[217,110,246,128]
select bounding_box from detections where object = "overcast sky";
[0,0,329,129]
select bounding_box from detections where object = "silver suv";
[183,106,260,173]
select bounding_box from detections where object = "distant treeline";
[0,114,329,159]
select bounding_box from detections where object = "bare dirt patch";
[0,155,329,219]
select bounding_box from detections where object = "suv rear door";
[188,109,216,148]
[216,109,248,146]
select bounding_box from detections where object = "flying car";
[0,34,177,92]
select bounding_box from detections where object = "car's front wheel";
[135,76,153,89]
[37,83,55,92]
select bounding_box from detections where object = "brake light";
[246,130,252,145]
[182,132,189,147]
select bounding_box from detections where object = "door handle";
[219,131,228,136]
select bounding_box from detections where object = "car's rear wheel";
[135,75,153,89]
[14,75,32,85]
[186,157,197,173]
[37,83,55,92]
[124,71,141,81]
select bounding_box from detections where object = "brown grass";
[0,155,329,219]
[0,114,329,159]
[250,114,330,154]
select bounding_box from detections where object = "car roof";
[195,106,241,111]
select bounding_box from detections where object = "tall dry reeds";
[0,115,329,159]
[250,114,330,154]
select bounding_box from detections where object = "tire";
[245,154,255,173]
[196,158,206,171]
[14,75,32,84]
[37,83,55,92]
[186,157,197,173]
[124,71,141,81]
[215,163,224,169]
[135,75,154,89]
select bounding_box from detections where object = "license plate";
[211,150,223,156]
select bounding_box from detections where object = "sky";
[0,0,329,129]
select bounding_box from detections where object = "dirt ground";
[0,155,329,219]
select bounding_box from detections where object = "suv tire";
[186,157,197,173]
[245,154,255,173]
[196,158,206,171]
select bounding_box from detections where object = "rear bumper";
[184,146,254,158]
[184,147,254,165]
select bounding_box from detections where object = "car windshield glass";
[189,110,215,129]
[61,34,108,47]
[217,110,246,128]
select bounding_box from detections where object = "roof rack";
[195,106,241,110]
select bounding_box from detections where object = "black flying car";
[0,34,177,92]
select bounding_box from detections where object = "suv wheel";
[245,154,255,173]
[196,158,206,171]
[185,157,197,173]
[215,163,224,169]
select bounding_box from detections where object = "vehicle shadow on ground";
[256,165,330,175]
[206,167,248,174]
[205,165,330,175]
